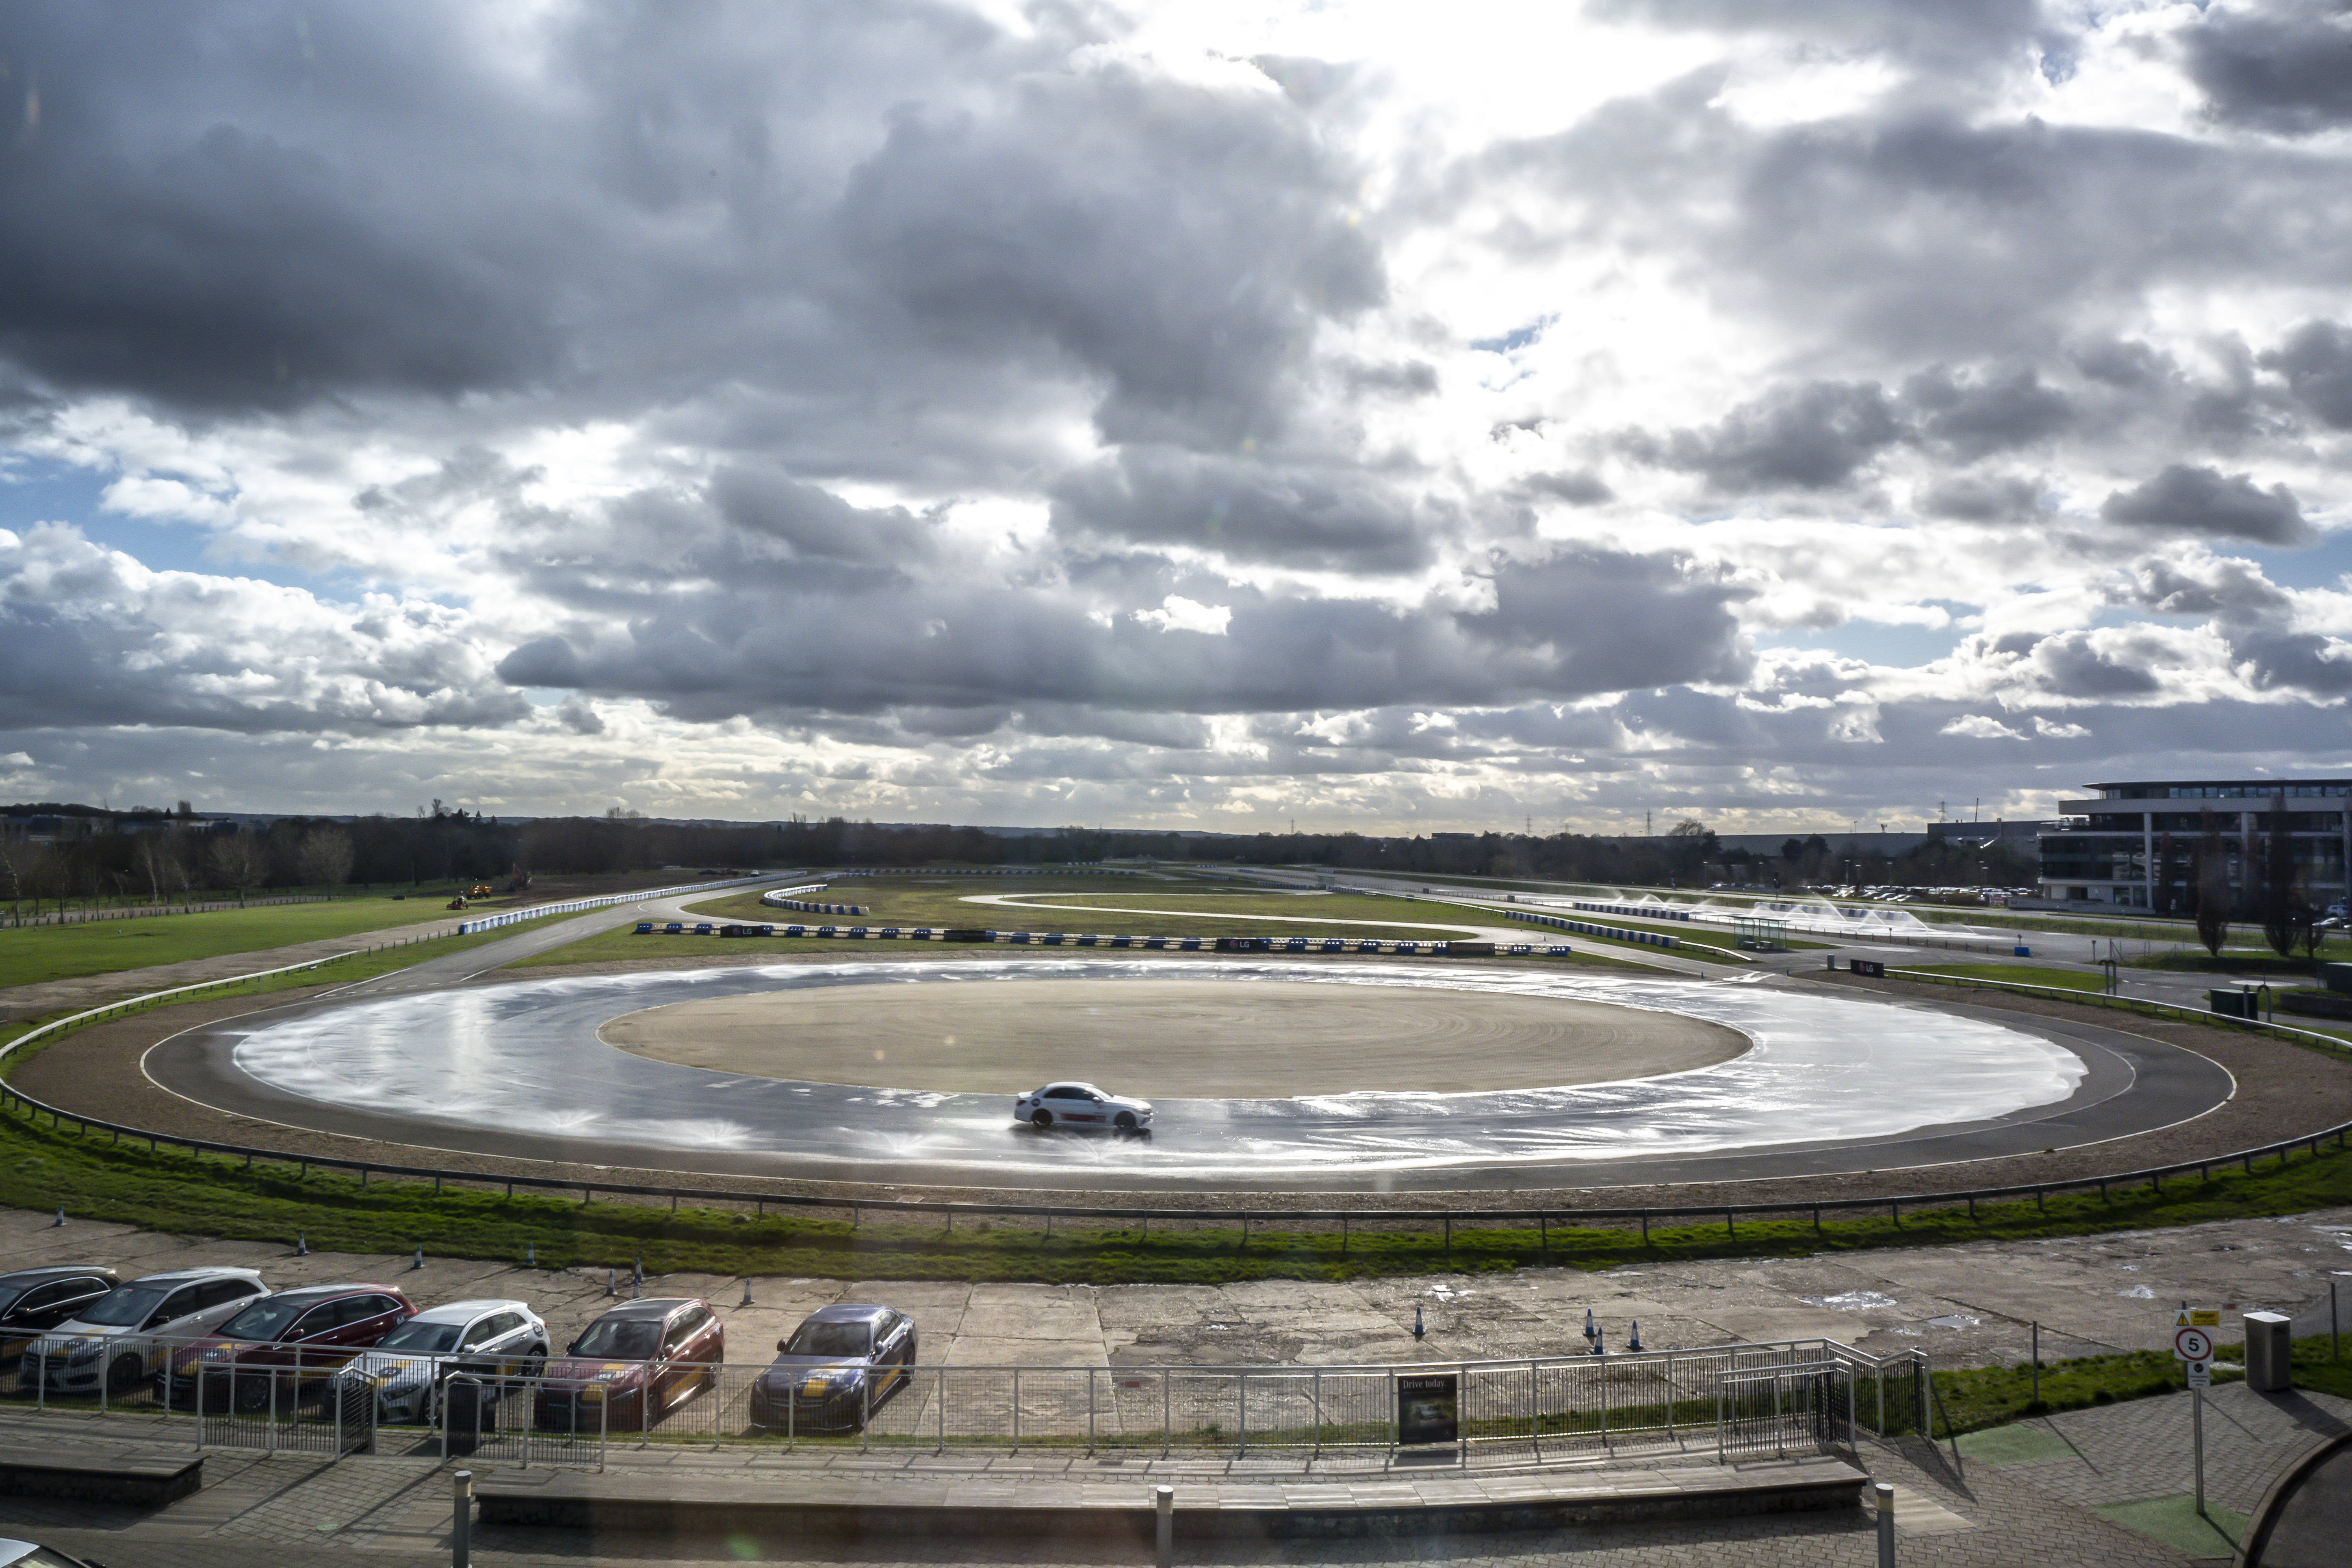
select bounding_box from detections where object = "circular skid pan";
[151,960,2167,1189]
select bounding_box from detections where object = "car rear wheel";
[233,1371,273,1414]
[1030,1109,1052,1129]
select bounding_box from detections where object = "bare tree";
[296,826,356,897]
[134,835,171,904]
[2193,806,2230,959]
[210,834,264,906]
[2260,790,2301,959]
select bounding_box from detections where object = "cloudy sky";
[1,1,2348,833]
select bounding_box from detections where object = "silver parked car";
[332,1297,551,1425]
[21,1267,269,1394]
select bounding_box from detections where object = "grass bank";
[1907,963,2109,992]
[0,891,480,990]
[5,1076,2348,1283]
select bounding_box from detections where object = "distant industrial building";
[2037,778,2351,912]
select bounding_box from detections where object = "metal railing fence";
[9,1333,1919,1473]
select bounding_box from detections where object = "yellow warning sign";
[2173,1308,2222,1329]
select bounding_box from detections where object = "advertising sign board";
[1396,1372,1460,1446]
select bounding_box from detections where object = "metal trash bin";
[2244,1311,2291,1392]
[443,1376,484,1455]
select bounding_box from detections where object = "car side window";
[16,1282,69,1314]
[367,1296,403,1320]
[293,1304,340,1338]
[461,1317,498,1349]
[201,1280,256,1311]
[486,1312,521,1338]
[155,1286,203,1325]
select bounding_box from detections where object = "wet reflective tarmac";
[167,960,2132,1186]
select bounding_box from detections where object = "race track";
[141,958,2237,1193]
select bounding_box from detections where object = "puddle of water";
[1808,1290,1898,1311]
[1925,1313,1980,1329]
[2120,1285,2155,1299]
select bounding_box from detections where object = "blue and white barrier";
[1573,900,1694,923]
[1506,910,1680,948]
[456,873,776,934]
[758,884,830,905]
[830,865,1142,877]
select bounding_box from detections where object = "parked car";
[0,1267,118,1365]
[748,1304,917,1433]
[0,1538,106,1568]
[332,1298,550,1426]
[533,1298,722,1433]
[163,1284,415,1412]
[20,1267,265,1396]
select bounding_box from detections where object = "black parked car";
[748,1304,917,1433]
[0,1267,119,1362]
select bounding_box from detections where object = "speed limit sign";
[2175,1326,2214,1363]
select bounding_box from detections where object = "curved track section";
[143,960,2234,1192]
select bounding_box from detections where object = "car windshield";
[375,1320,464,1354]
[783,1320,871,1358]
[570,1319,660,1360]
[77,1286,169,1328]
[217,1297,312,1342]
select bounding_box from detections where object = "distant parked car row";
[2,1264,920,1433]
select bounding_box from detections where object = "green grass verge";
[1906,963,2109,992]
[7,1038,2350,1282]
[1942,1335,2352,1441]
[0,891,490,990]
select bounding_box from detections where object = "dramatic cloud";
[2099,465,2312,545]
[0,0,2345,832]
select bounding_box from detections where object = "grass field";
[1905,963,2109,992]
[0,891,489,990]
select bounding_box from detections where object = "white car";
[1015,1081,1153,1132]
[21,1267,269,1395]
[333,1297,550,1425]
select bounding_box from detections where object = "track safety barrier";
[763,900,869,916]
[456,874,780,933]
[1575,901,1695,923]
[1505,910,1680,948]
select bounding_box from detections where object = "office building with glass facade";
[2037,779,2351,912]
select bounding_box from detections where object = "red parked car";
[163,1284,416,1412]
[533,1298,723,1433]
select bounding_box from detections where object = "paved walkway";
[5,1383,2345,1564]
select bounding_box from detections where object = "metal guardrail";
[6,1331,1914,1472]
[1877,962,2352,1057]
[3,947,2349,1245]
[455,873,781,933]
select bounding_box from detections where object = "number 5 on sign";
[2175,1326,2214,1363]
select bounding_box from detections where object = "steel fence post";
[599,1387,607,1473]
[1163,1368,1171,1459]
[1012,1366,1020,1451]
[451,1470,473,1568]
[1312,1370,1322,1462]
[1715,1376,1724,1464]
[1237,1371,1246,1456]
[1875,1480,1895,1566]
[1528,1361,1539,1457]
[1154,1484,1174,1568]
[1086,1368,1095,1457]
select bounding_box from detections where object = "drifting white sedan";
[1015,1081,1153,1132]
[332,1297,549,1425]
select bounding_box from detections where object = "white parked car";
[1015,1081,1152,1132]
[21,1267,269,1395]
[333,1297,550,1425]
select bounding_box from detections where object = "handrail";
[4,953,2348,1238]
